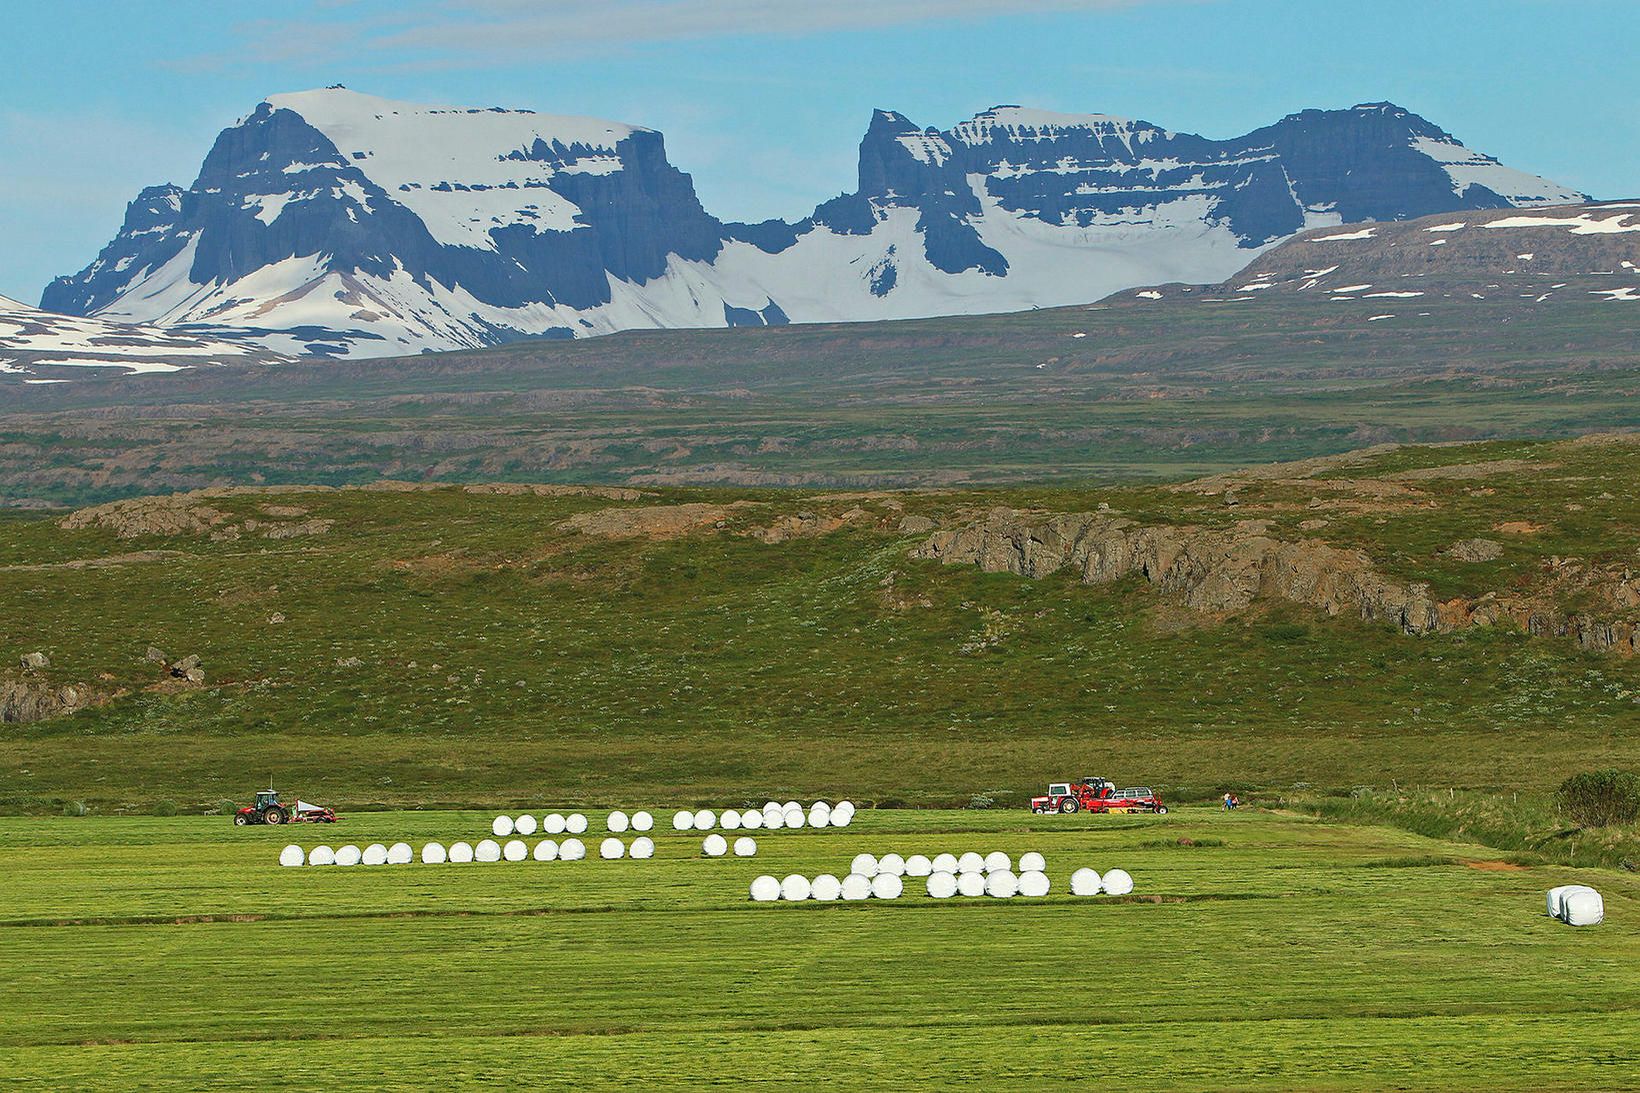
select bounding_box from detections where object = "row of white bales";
[749,851,1133,902]
[282,835,676,867]
[488,800,856,838]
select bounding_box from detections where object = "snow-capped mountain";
[42,89,1588,359]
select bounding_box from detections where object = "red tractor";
[1031,778,1167,815]
[233,789,336,826]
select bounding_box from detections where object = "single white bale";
[828,809,850,828]
[851,853,880,877]
[693,809,716,831]
[1019,852,1046,873]
[630,836,655,859]
[632,810,654,832]
[1070,868,1102,896]
[308,845,336,866]
[606,810,629,834]
[1562,887,1604,926]
[1102,868,1134,896]
[926,871,959,899]
[905,854,933,878]
[983,851,1011,874]
[740,809,764,830]
[840,873,873,901]
[750,875,781,902]
[335,845,362,867]
[514,814,538,836]
[1019,870,1051,898]
[702,833,728,858]
[449,841,475,863]
[780,874,813,901]
[932,853,959,874]
[543,813,567,835]
[279,845,305,867]
[957,852,985,874]
[362,843,389,866]
[808,802,831,825]
[503,839,528,862]
[421,842,448,865]
[811,873,843,901]
[957,871,987,897]
[986,870,1019,898]
[1547,885,1578,918]
[720,810,742,831]
[388,842,413,865]
[492,815,514,837]
[763,809,785,830]
[878,853,906,877]
[782,800,802,813]
[565,813,588,835]
[475,839,502,863]
[600,837,625,860]
[559,838,586,861]
[733,836,758,857]
[533,839,559,862]
[673,810,696,831]
[762,800,783,816]
[783,808,806,829]
[871,872,904,900]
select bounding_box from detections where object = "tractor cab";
[254,789,281,810]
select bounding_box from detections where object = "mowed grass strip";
[1,809,1634,1089]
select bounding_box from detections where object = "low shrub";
[1557,769,1640,828]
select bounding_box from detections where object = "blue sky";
[3,0,1636,303]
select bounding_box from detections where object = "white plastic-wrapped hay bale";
[840,873,872,901]
[811,873,842,901]
[491,815,514,837]
[1102,868,1134,896]
[566,813,589,835]
[905,854,933,878]
[783,807,805,830]
[475,839,502,863]
[1547,885,1577,918]
[559,838,586,861]
[721,810,742,831]
[932,853,959,874]
[957,852,984,874]
[308,845,336,866]
[1070,868,1102,896]
[764,810,785,830]
[515,814,538,836]
[503,839,528,862]
[781,874,813,901]
[983,851,1011,874]
[532,839,558,862]
[808,802,831,827]
[1019,870,1051,898]
[832,801,855,827]
[543,813,567,835]
[693,809,716,831]
[926,871,958,899]
[740,808,764,830]
[733,836,757,857]
[673,810,696,832]
[600,837,625,860]
[335,845,362,867]
[762,800,782,816]
[449,841,475,863]
[957,871,987,897]
[877,853,906,877]
[871,872,904,900]
[362,843,389,866]
[851,853,880,877]
[632,810,654,832]
[985,870,1019,898]
[606,810,629,834]
[783,800,802,814]
[421,842,448,865]
[388,842,413,865]
[702,834,728,858]
[750,875,781,902]
[279,844,305,867]
[1019,852,1046,873]
[630,836,655,859]
[1561,887,1604,926]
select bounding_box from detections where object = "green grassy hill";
[3,435,1637,827]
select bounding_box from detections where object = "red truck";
[1030,778,1167,815]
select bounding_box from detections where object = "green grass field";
[2,806,1634,1089]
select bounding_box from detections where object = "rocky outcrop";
[1,674,90,723]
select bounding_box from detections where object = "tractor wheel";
[233,813,250,826]
[1157,806,1169,815]
[1059,799,1079,814]
[264,807,286,825]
